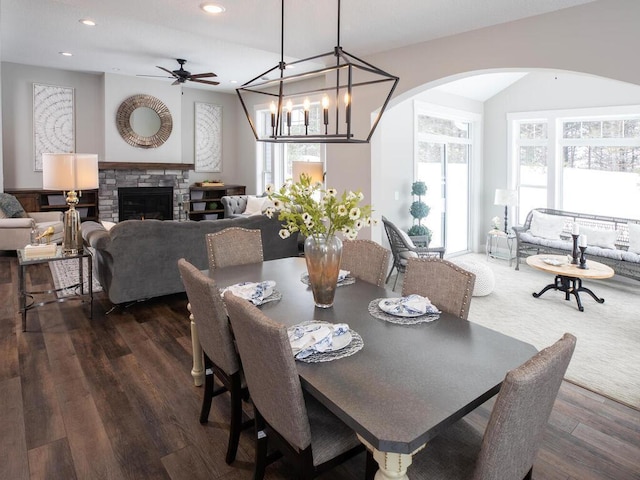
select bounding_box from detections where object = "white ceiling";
[1,0,594,93]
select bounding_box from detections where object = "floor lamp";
[494,188,518,234]
[43,153,99,254]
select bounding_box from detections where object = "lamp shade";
[494,188,518,206]
[292,161,324,184]
[43,153,99,191]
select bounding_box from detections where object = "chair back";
[177,259,240,375]
[402,257,475,319]
[382,216,414,262]
[206,227,264,270]
[341,239,391,287]
[224,291,312,452]
[473,333,576,480]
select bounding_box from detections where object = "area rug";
[49,254,102,298]
[452,253,640,410]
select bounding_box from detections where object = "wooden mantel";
[99,162,194,171]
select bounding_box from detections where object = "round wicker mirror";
[116,94,173,148]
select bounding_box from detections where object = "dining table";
[191,256,537,480]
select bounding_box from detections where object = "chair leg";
[392,269,400,291]
[523,467,533,480]
[199,366,214,424]
[385,265,395,284]
[253,409,268,480]
[225,375,243,464]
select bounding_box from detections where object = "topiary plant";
[408,181,432,243]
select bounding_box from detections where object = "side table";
[18,246,93,331]
[486,230,516,266]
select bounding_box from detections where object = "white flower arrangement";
[266,173,374,241]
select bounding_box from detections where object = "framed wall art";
[33,83,75,171]
[194,102,222,172]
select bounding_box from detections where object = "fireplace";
[118,187,173,221]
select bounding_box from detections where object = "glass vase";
[304,234,343,308]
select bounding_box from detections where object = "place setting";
[300,269,356,288]
[368,294,441,325]
[220,280,282,305]
[287,321,364,363]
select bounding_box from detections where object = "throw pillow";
[261,198,275,213]
[580,225,618,250]
[398,229,417,248]
[243,195,266,216]
[628,223,640,254]
[101,220,116,231]
[529,211,566,240]
[0,193,29,218]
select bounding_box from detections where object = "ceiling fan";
[141,59,219,86]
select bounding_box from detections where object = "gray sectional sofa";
[513,208,640,281]
[82,215,299,304]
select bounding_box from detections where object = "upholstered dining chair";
[206,226,263,270]
[381,216,445,290]
[341,239,391,287]
[223,291,365,480]
[177,259,251,465]
[402,257,476,320]
[399,333,576,480]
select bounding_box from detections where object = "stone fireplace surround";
[98,162,192,223]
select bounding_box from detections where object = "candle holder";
[578,246,588,269]
[571,234,579,264]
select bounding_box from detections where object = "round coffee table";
[526,254,615,312]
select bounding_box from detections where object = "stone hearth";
[98,162,191,223]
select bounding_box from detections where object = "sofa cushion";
[243,195,267,215]
[580,225,617,250]
[584,245,623,261]
[529,210,566,240]
[621,250,640,263]
[628,223,640,254]
[519,231,572,251]
[0,193,28,218]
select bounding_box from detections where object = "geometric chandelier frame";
[237,0,399,144]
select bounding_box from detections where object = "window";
[415,103,477,254]
[510,106,640,222]
[256,102,324,191]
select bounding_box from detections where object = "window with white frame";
[510,106,640,223]
[256,101,325,192]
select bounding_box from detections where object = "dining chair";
[223,291,365,480]
[398,333,576,480]
[177,258,251,464]
[402,257,476,320]
[341,239,391,287]
[381,216,445,290]
[206,226,263,270]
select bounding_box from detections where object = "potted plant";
[408,181,432,244]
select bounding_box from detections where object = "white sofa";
[0,211,64,250]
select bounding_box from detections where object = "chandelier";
[236,0,399,144]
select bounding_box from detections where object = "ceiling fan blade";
[190,78,220,86]
[171,79,182,86]
[137,74,174,78]
[189,72,217,79]
[157,66,179,78]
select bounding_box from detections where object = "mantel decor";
[116,94,173,149]
[194,102,222,172]
[33,83,75,171]
[237,0,398,144]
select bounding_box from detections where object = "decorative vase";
[304,234,343,308]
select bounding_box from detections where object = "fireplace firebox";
[118,187,173,221]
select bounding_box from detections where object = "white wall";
[104,73,182,163]
[1,62,103,188]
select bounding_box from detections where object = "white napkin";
[383,294,439,316]
[221,280,276,305]
[337,270,350,282]
[288,322,350,359]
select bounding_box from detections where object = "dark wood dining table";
[196,256,537,479]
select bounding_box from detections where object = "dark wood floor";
[1,254,639,480]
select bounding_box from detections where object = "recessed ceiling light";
[200,2,225,14]
[230,80,238,84]
[79,18,96,26]
[59,52,73,57]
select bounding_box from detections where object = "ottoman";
[452,259,495,297]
